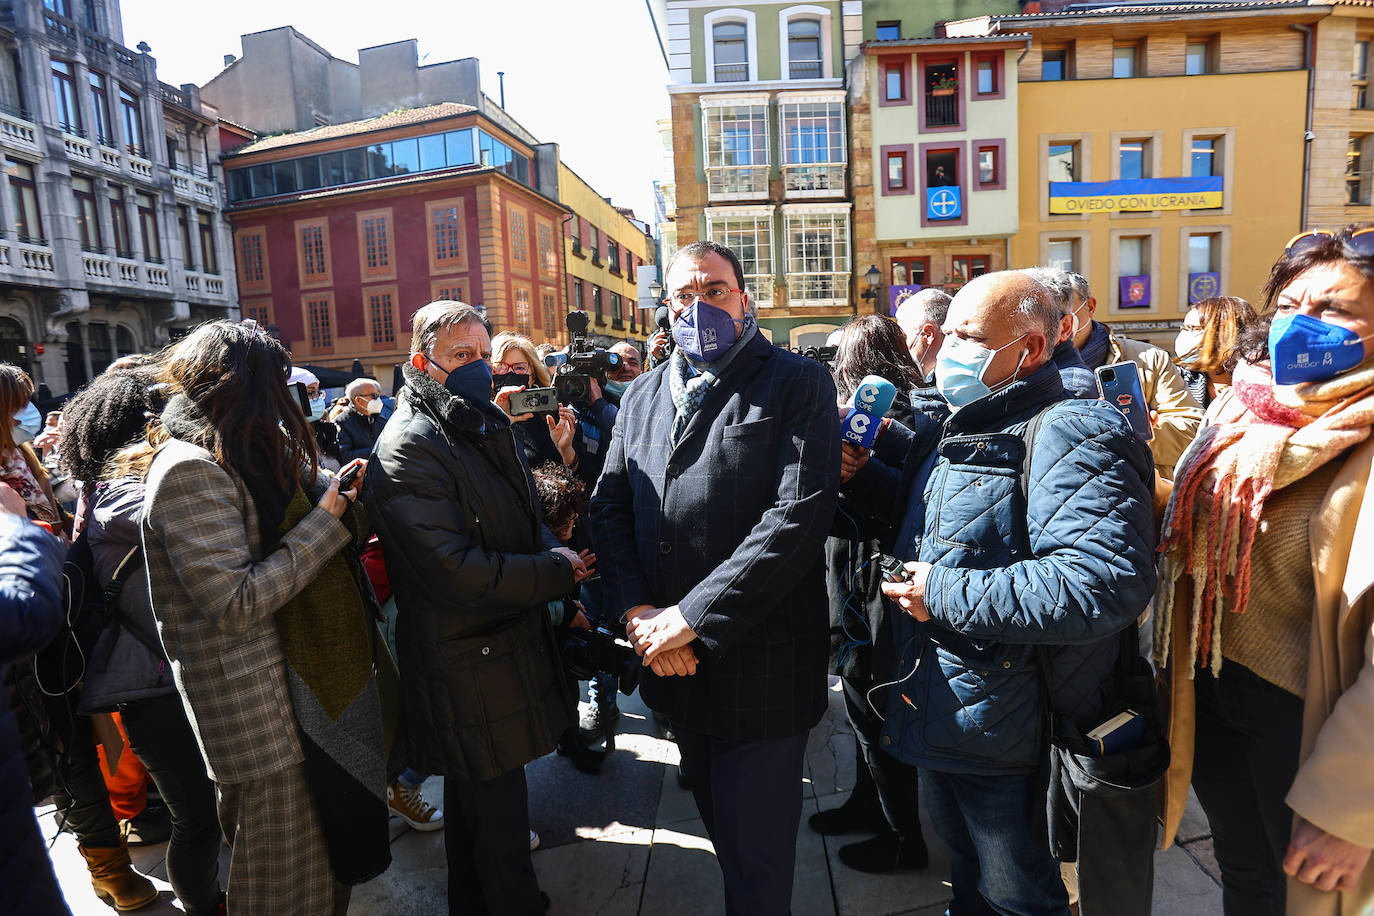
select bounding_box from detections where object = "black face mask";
[491,371,530,394]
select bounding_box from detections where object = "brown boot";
[78,844,158,911]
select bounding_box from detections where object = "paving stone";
[1175,788,1213,844]
[820,792,954,916]
[805,679,855,800]
[1179,836,1223,887]
[533,829,652,916]
[1151,843,1223,915]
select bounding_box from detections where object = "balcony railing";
[0,110,37,148]
[43,12,77,43]
[925,92,959,128]
[706,165,769,200]
[714,62,748,82]
[787,272,847,305]
[789,61,823,80]
[783,164,845,196]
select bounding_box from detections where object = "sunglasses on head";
[1285,227,1374,257]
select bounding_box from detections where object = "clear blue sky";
[121,0,670,223]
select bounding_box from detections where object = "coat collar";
[946,362,1066,434]
[670,331,775,449]
[401,362,507,435]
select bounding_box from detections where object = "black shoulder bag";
[1019,405,1169,916]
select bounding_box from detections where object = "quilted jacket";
[880,362,1158,775]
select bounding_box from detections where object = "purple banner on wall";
[1119,274,1151,309]
[1188,272,1221,304]
[889,284,924,316]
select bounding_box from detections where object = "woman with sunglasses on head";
[1157,226,1374,916]
[1173,295,1259,410]
[141,320,384,915]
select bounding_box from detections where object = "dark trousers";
[120,693,224,916]
[443,767,544,916]
[43,692,122,848]
[921,768,1070,916]
[675,727,809,916]
[1191,662,1304,916]
[841,677,920,837]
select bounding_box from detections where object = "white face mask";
[364,397,383,416]
[306,395,328,423]
[1173,330,1202,364]
[1068,303,1087,338]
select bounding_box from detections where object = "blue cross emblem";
[927,187,961,221]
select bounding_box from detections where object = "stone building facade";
[0,0,235,396]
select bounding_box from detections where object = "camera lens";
[1102,369,1116,383]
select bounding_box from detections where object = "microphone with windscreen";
[841,375,897,448]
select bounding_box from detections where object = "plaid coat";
[142,438,351,784]
[591,333,841,740]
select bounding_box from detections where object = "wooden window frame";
[241,299,272,328]
[236,227,270,294]
[427,197,469,275]
[536,216,558,280]
[507,204,531,278]
[295,217,332,290]
[879,56,910,107]
[430,278,468,304]
[303,293,336,355]
[919,141,968,229]
[917,52,964,133]
[970,51,1005,101]
[880,144,914,196]
[357,207,396,281]
[889,256,929,288]
[972,139,1006,191]
[365,284,399,348]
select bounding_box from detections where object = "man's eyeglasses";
[663,287,745,309]
[1285,227,1374,257]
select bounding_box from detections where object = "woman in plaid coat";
[142,322,363,916]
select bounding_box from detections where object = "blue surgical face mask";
[935,334,1028,411]
[437,357,494,404]
[605,379,629,398]
[13,400,40,438]
[1268,313,1374,385]
[672,300,743,362]
[306,395,328,423]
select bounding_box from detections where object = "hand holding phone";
[335,460,364,493]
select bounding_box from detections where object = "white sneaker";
[529,829,541,851]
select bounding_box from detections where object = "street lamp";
[649,279,663,303]
[859,264,882,310]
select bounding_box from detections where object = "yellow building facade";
[557,163,655,346]
[953,4,1320,345]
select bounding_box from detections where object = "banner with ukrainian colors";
[1048,177,1222,214]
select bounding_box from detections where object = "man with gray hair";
[364,299,590,913]
[1022,265,1097,398]
[894,288,952,384]
[877,271,1157,914]
[335,376,387,462]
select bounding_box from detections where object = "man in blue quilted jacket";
[879,271,1157,915]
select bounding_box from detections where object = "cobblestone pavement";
[41,680,1223,915]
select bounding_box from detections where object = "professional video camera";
[791,344,838,365]
[560,626,640,696]
[544,311,623,405]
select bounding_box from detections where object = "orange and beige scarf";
[1156,356,1374,675]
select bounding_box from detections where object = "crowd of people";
[1,229,1372,916]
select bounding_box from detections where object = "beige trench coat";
[1161,435,1374,916]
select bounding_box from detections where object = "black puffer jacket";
[362,363,576,782]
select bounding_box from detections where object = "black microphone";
[654,305,674,356]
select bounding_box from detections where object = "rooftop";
[945,0,1323,33]
[228,102,478,157]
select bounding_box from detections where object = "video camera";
[792,344,838,365]
[544,311,623,405]
[560,626,640,696]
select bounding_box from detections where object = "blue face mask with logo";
[438,357,494,404]
[1268,313,1374,385]
[672,300,743,362]
[935,334,1028,411]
